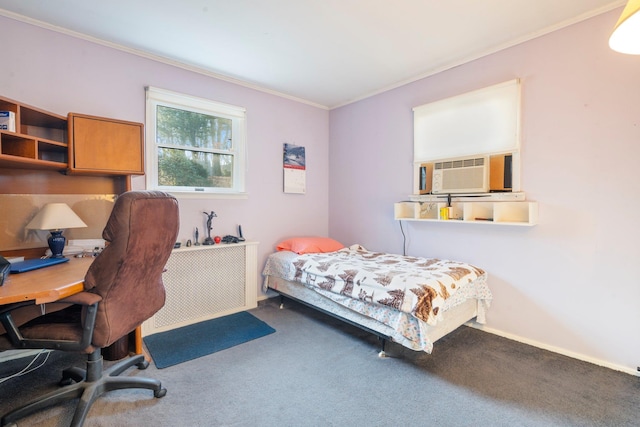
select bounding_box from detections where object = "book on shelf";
[0,111,15,131]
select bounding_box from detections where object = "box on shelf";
[0,111,16,131]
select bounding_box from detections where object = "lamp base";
[48,230,66,258]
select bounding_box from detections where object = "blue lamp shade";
[26,203,87,258]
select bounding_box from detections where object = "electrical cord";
[0,350,50,384]
[399,220,407,256]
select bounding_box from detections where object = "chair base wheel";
[58,377,75,387]
[1,351,166,427]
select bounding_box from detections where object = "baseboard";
[257,294,275,303]
[468,323,639,377]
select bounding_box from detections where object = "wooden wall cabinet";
[68,113,144,176]
[0,96,144,176]
[0,95,142,252]
[0,96,68,170]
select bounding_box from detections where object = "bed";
[262,241,492,356]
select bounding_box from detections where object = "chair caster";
[58,377,76,387]
[136,359,150,370]
[154,388,167,398]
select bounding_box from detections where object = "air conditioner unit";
[432,155,489,194]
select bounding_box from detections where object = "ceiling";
[0,0,624,108]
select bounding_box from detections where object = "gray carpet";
[1,297,638,426]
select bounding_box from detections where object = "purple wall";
[0,15,330,298]
[3,8,639,374]
[329,9,640,374]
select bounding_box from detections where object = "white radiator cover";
[142,242,259,337]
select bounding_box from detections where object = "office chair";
[0,190,179,427]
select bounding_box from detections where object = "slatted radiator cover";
[142,242,258,336]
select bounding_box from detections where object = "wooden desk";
[0,257,93,305]
[0,256,143,358]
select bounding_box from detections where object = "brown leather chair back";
[84,191,179,348]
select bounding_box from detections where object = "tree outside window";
[145,87,246,195]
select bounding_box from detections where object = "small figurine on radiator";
[202,211,217,245]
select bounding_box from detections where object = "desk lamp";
[26,203,87,258]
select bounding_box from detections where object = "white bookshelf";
[394,200,538,226]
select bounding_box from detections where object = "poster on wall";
[283,143,306,194]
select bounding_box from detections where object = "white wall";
[329,9,640,374]
[0,15,330,298]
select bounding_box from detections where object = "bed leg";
[279,295,285,310]
[378,338,388,358]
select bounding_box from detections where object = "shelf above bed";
[394,200,538,226]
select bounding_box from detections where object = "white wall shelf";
[394,200,537,226]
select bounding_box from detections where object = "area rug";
[143,311,276,369]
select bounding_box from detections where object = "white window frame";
[145,86,247,197]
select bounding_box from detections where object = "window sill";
[168,191,249,200]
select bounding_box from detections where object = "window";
[145,87,246,196]
[412,79,521,194]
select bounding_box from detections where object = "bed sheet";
[262,246,492,353]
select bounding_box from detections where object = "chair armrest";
[0,292,101,352]
[58,291,102,306]
[0,300,33,317]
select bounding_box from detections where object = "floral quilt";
[286,245,489,325]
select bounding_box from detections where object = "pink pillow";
[276,237,344,254]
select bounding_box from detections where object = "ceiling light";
[609,0,640,54]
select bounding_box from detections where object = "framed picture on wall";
[283,143,306,194]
